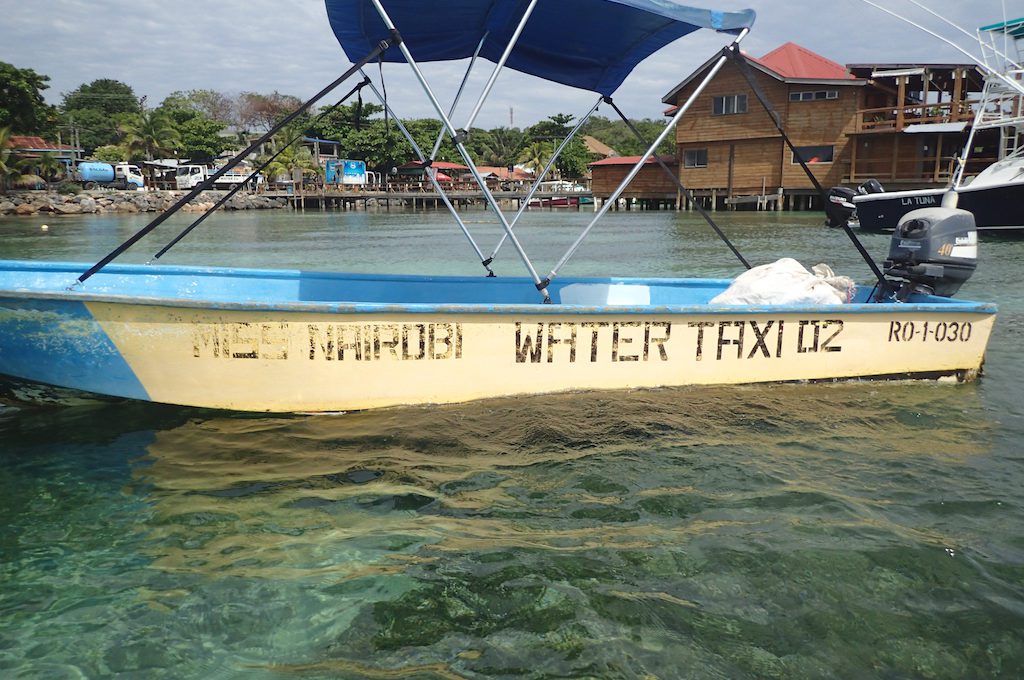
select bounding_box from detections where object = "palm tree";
[477,127,526,168]
[120,110,181,187]
[259,132,320,188]
[0,127,39,193]
[32,152,66,187]
[517,140,554,178]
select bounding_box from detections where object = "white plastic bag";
[710,258,856,305]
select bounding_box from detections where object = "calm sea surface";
[1,206,1022,679]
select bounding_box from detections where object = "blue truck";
[73,162,145,190]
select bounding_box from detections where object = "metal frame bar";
[604,95,750,269]
[430,33,488,161]
[543,29,750,287]
[361,72,494,274]
[76,33,399,286]
[488,95,604,262]
[369,0,551,300]
[460,0,540,134]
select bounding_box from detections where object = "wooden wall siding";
[674,66,788,143]
[680,139,780,193]
[673,62,862,191]
[591,164,678,197]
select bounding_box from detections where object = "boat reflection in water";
[2,377,1011,677]
[111,381,996,675]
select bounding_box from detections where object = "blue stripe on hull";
[0,298,149,401]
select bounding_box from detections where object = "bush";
[57,181,82,195]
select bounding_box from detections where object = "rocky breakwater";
[0,190,289,216]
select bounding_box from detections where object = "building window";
[789,90,839,102]
[792,145,835,164]
[712,94,747,115]
[683,149,708,168]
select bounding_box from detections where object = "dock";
[262,187,597,211]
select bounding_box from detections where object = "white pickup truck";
[174,164,261,190]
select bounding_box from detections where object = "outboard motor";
[858,178,885,195]
[825,186,857,228]
[884,206,977,299]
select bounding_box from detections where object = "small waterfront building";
[6,135,82,169]
[589,155,678,209]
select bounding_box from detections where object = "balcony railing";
[856,99,977,132]
[848,154,996,184]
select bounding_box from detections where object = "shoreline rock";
[0,189,289,216]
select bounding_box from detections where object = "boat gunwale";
[0,260,998,316]
[0,288,998,318]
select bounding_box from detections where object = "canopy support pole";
[361,72,495,275]
[542,29,749,291]
[430,33,488,161]
[368,0,550,301]
[150,78,372,262]
[604,96,750,269]
[488,95,604,262]
[726,47,888,292]
[74,33,399,286]
[459,0,540,135]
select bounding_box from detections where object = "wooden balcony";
[855,99,977,132]
[847,154,996,184]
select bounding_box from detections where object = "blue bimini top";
[325,0,756,96]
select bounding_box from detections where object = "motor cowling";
[858,178,884,195]
[884,207,977,298]
[825,186,857,228]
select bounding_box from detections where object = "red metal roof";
[589,155,676,167]
[6,136,79,151]
[476,165,534,180]
[748,42,854,80]
[399,160,469,171]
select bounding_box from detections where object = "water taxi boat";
[0,0,997,412]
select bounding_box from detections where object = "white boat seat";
[558,283,651,306]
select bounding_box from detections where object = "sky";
[1,0,1019,130]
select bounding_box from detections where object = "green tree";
[525,114,589,178]
[313,100,384,140]
[0,126,40,192]
[260,128,320,186]
[579,115,675,157]
[517,140,553,175]
[471,127,526,168]
[62,79,139,116]
[31,151,65,186]
[156,95,230,163]
[161,89,235,125]
[0,62,56,135]
[61,79,140,153]
[175,115,230,164]
[92,144,129,163]
[120,110,180,185]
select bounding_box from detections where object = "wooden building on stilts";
[590,42,986,211]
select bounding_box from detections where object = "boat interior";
[0,261,987,310]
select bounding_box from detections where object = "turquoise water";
[1,208,1022,678]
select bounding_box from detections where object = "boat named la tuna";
[0,0,999,412]
[837,17,1024,234]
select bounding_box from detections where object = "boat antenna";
[725,47,889,290]
[602,96,751,269]
[74,32,400,286]
[860,0,1024,96]
[149,78,372,262]
[901,0,1022,68]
